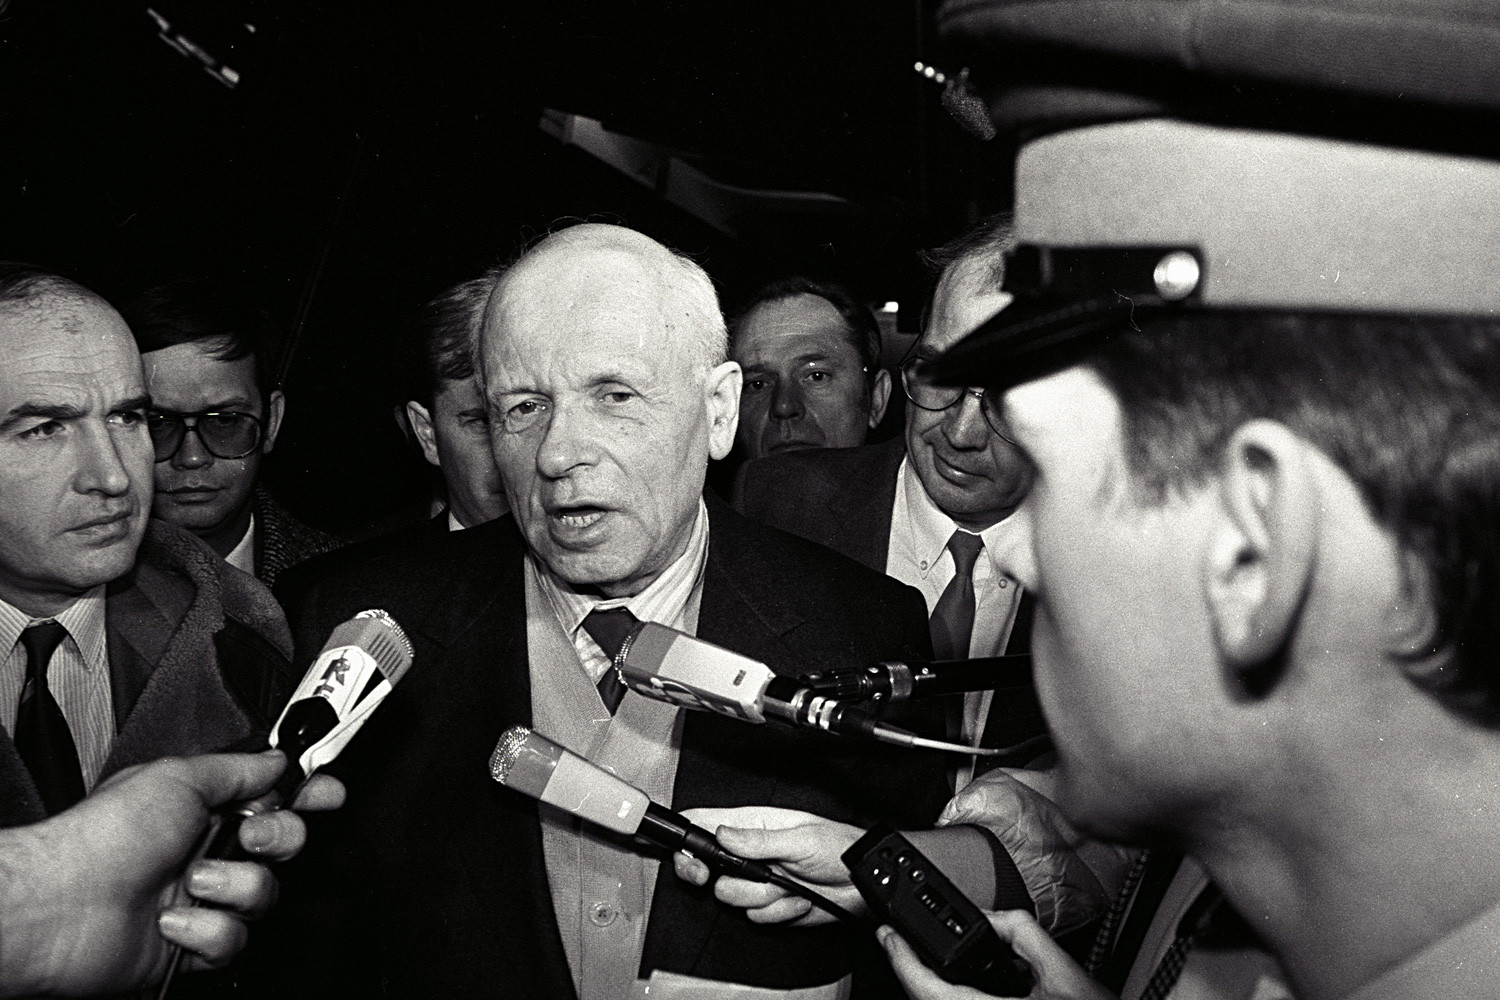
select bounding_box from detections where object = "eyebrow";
[113,394,153,414]
[150,396,255,414]
[0,401,88,434]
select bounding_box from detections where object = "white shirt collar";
[893,456,1018,577]
[0,586,109,674]
[531,499,711,639]
[225,513,257,576]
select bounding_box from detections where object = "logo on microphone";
[313,654,353,698]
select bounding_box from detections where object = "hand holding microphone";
[157,609,414,999]
[488,726,860,921]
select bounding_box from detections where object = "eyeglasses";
[147,410,265,462]
[900,357,1012,442]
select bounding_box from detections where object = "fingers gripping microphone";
[269,608,415,802]
[488,726,774,880]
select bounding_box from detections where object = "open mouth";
[550,505,608,529]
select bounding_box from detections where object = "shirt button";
[998,579,1008,589]
[590,902,617,927]
[919,560,929,571]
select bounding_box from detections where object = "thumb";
[168,751,289,810]
[713,823,807,861]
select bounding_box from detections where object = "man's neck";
[1190,727,1500,999]
[0,583,84,620]
[195,503,254,560]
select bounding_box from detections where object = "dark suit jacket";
[250,496,950,999]
[0,520,293,827]
[734,440,1047,771]
[734,437,906,574]
[273,510,448,615]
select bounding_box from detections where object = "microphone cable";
[760,868,862,924]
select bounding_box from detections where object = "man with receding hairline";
[0,262,293,834]
[266,223,949,998]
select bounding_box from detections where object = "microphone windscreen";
[326,609,414,684]
[489,726,650,836]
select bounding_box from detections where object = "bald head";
[483,224,727,382]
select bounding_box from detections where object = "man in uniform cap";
[691,3,1500,999]
[876,1,1500,999]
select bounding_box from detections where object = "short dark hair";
[119,278,281,402]
[728,277,882,390]
[1087,310,1500,725]
[408,273,497,409]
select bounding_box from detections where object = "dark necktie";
[14,621,85,815]
[929,531,985,660]
[581,607,641,714]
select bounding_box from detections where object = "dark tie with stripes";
[14,621,86,815]
[581,607,641,714]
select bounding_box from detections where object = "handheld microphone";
[157,609,414,1000]
[796,655,1033,703]
[268,608,415,803]
[488,726,774,880]
[615,624,1018,757]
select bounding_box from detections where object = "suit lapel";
[643,498,811,975]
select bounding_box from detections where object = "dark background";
[0,0,1014,534]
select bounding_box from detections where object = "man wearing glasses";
[124,279,340,587]
[736,216,1041,781]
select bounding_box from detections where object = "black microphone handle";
[901,655,1033,699]
[798,655,1033,702]
[638,803,776,881]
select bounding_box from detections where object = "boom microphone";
[796,656,1034,704]
[616,623,921,744]
[488,726,774,880]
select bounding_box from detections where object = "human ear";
[405,401,441,468]
[261,390,286,454]
[867,369,892,429]
[1203,419,1318,687]
[705,361,742,461]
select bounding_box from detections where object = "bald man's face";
[481,230,739,597]
[0,290,153,615]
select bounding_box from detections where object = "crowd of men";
[3,2,1499,999]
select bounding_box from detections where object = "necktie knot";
[948,530,984,578]
[947,530,984,578]
[581,607,642,715]
[581,606,642,664]
[20,621,68,689]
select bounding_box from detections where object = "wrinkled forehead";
[482,241,704,378]
[0,286,133,350]
[736,294,857,358]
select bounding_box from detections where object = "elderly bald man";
[259,224,950,999]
